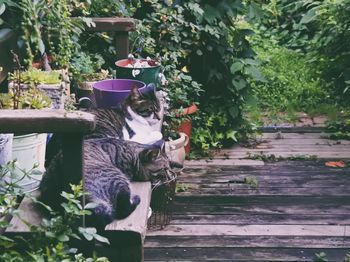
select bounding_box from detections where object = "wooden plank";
[170,214,350,225]
[198,152,350,160]
[181,166,350,175]
[177,187,350,196]
[236,139,350,145]
[144,247,350,261]
[260,133,327,139]
[185,159,265,166]
[0,110,95,133]
[115,32,130,60]
[224,145,350,152]
[105,182,151,242]
[147,225,348,237]
[85,17,136,32]
[259,126,325,133]
[6,191,44,232]
[99,182,151,262]
[145,235,350,248]
[178,172,350,182]
[172,204,350,216]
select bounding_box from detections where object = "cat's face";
[127,85,160,119]
[138,144,173,181]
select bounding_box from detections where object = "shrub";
[250,36,329,113]
[258,0,350,104]
[0,161,109,261]
[132,0,262,151]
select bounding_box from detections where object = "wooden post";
[84,17,136,60]
[115,31,130,60]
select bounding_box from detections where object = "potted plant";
[71,52,109,100]
[115,55,161,87]
[0,52,52,192]
[162,69,202,154]
[8,67,66,109]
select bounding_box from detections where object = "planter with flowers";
[8,68,66,109]
[71,52,109,101]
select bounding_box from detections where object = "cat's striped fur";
[40,86,170,227]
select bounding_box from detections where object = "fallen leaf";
[325,161,346,168]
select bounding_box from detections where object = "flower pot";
[165,132,189,167]
[93,79,154,108]
[177,104,198,154]
[11,133,47,192]
[115,58,161,87]
[0,134,13,165]
[76,81,95,100]
[9,81,65,109]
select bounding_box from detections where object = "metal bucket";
[0,134,13,165]
[11,133,47,192]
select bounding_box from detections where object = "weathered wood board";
[145,132,350,261]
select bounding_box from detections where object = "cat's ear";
[139,148,160,164]
[130,85,142,101]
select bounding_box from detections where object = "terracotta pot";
[177,104,198,154]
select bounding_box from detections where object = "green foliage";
[244,177,258,188]
[246,152,317,162]
[0,161,109,262]
[314,252,328,262]
[0,0,84,68]
[71,52,109,84]
[250,36,329,113]
[69,0,139,17]
[326,111,350,140]
[3,57,53,109]
[258,0,350,103]
[130,0,263,152]
[9,69,62,85]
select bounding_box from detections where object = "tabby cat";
[40,85,173,227]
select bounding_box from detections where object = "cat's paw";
[132,195,141,206]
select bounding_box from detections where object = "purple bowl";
[93,79,147,108]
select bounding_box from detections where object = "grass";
[245,35,339,126]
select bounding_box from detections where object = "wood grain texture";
[145,235,350,248]
[105,182,151,241]
[145,132,350,261]
[144,247,350,261]
[0,110,95,133]
[85,17,136,32]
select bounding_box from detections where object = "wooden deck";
[145,132,350,261]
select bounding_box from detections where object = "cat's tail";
[93,201,114,227]
[114,185,141,219]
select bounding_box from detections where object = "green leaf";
[300,9,316,24]
[0,4,5,16]
[45,231,56,238]
[38,39,45,55]
[94,234,110,245]
[230,61,244,74]
[84,202,98,209]
[58,234,69,242]
[244,66,266,82]
[232,78,247,91]
[226,130,238,142]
